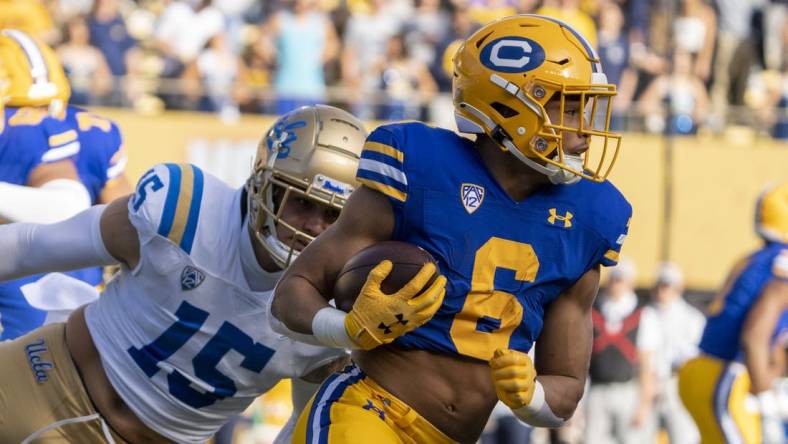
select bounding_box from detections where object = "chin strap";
[455,102,581,185]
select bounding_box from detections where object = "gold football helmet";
[453,14,620,184]
[756,181,788,244]
[246,105,367,268]
[0,29,70,114]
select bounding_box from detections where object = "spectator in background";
[649,262,704,444]
[372,32,437,120]
[464,0,518,25]
[87,0,139,93]
[638,49,710,135]
[597,1,637,131]
[403,0,450,66]
[195,32,242,119]
[537,0,597,48]
[674,0,716,83]
[342,0,402,119]
[57,15,113,105]
[709,0,761,129]
[261,0,339,114]
[586,258,660,444]
[236,39,272,114]
[153,0,224,107]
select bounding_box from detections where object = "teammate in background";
[0,105,366,443]
[272,15,631,443]
[0,40,94,338]
[679,182,788,444]
[0,29,132,339]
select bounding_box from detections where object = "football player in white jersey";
[0,105,367,443]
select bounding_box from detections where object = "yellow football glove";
[344,260,446,350]
[490,348,537,410]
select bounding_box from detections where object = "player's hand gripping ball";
[336,242,446,350]
[490,348,537,410]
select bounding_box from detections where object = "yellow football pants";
[678,355,761,444]
[292,365,456,444]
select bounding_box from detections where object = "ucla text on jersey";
[356,122,632,361]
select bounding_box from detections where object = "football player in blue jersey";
[271,15,632,444]
[679,182,788,444]
[0,105,368,443]
[0,29,132,339]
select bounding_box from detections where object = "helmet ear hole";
[490,102,519,118]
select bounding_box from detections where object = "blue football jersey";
[62,105,126,203]
[699,242,788,361]
[356,122,632,361]
[0,106,98,339]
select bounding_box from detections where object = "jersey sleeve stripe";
[179,166,204,254]
[361,149,403,170]
[40,141,80,162]
[363,141,404,163]
[157,163,182,239]
[163,164,205,254]
[48,129,77,147]
[601,249,620,266]
[106,155,127,179]
[358,158,407,186]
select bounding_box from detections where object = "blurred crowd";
[2,0,787,136]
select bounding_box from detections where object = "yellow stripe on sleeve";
[364,141,404,163]
[358,177,407,202]
[604,249,620,262]
[168,165,195,246]
[48,129,78,147]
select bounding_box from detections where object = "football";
[332,241,438,312]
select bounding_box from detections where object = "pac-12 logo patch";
[480,36,545,73]
[461,183,485,214]
[181,266,205,291]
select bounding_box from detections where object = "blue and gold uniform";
[0,106,84,339]
[62,105,126,203]
[295,122,632,443]
[679,242,788,444]
[0,106,126,340]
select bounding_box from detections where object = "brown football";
[332,241,438,312]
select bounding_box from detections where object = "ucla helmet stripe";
[180,165,204,254]
[158,163,182,239]
[522,14,601,73]
[360,149,404,170]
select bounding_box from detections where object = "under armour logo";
[378,314,408,335]
[362,400,386,420]
[548,208,573,228]
[181,266,205,291]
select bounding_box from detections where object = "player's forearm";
[537,374,584,420]
[0,205,117,281]
[743,339,776,393]
[272,273,331,334]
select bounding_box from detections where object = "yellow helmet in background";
[246,105,368,268]
[755,182,788,244]
[453,14,620,184]
[0,29,69,113]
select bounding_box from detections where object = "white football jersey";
[85,163,344,444]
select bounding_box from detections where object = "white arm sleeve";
[0,205,117,281]
[0,179,91,224]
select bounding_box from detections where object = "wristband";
[312,307,357,349]
[511,381,566,428]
